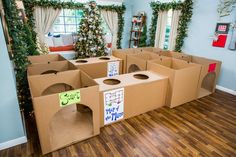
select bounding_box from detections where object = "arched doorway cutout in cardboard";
[128,64,141,73]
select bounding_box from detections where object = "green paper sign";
[59,90,81,107]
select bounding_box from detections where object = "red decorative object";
[212,34,227,48]
[49,45,74,52]
[107,43,112,48]
[208,63,217,73]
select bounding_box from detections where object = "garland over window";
[149,0,193,52]
[23,0,126,49]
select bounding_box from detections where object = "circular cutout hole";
[99,57,110,60]
[76,60,88,63]
[133,74,149,80]
[41,70,58,75]
[128,64,141,73]
[103,79,121,85]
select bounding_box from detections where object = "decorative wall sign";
[107,61,120,77]
[59,89,81,107]
[212,23,230,48]
[104,88,124,125]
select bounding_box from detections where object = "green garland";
[23,0,126,49]
[2,0,39,115]
[149,0,193,52]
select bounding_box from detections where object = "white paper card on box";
[107,61,120,77]
[104,88,124,125]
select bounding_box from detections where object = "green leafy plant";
[139,24,147,47]
[2,0,39,115]
[149,0,193,52]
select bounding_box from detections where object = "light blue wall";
[183,0,236,91]
[0,20,25,144]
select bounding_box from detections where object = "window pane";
[65,25,76,33]
[55,17,64,24]
[53,25,65,33]
[76,10,83,17]
[65,17,76,24]
[64,9,75,16]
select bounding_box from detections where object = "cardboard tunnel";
[126,51,164,73]
[27,61,77,76]
[190,55,222,98]
[95,71,168,126]
[28,54,66,65]
[28,70,100,155]
[147,58,201,108]
[69,56,123,79]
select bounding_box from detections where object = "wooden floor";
[1,90,236,157]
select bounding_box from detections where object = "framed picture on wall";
[215,23,230,34]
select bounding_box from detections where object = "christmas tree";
[75,1,106,58]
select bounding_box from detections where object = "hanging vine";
[149,0,193,52]
[2,0,39,115]
[23,0,126,49]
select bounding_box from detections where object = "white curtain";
[101,10,118,49]
[34,7,61,53]
[168,10,181,51]
[154,11,168,48]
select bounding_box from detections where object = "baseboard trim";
[0,136,27,150]
[216,85,236,96]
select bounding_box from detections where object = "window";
[163,9,173,50]
[52,9,84,34]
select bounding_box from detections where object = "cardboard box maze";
[26,48,221,154]
[69,56,123,79]
[28,70,100,154]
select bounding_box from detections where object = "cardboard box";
[147,58,201,108]
[27,61,76,76]
[126,51,163,73]
[190,55,222,98]
[28,70,100,154]
[28,54,66,65]
[69,56,123,79]
[156,51,192,62]
[95,71,168,126]
[112,48,164,74]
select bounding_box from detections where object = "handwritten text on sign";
[104,88,124,125]
[107,61,120,77]
[59,90,81,107]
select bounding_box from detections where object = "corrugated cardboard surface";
[28,70,100,155]
[126,52,164,73]
[191,55,222,98]
[95,71,168,126]
[28,54,66,65]
[27,61,76,76]
[69,56,123,79]
[148,58,201,108]
[156,51,192,62]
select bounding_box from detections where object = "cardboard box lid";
[131,51,163,61]
[150,58,199,70]
[27,61,76,76]
[28,70,98,98]
[28,54,66,65]
[70,56,122,66]
[95,71,168,91]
